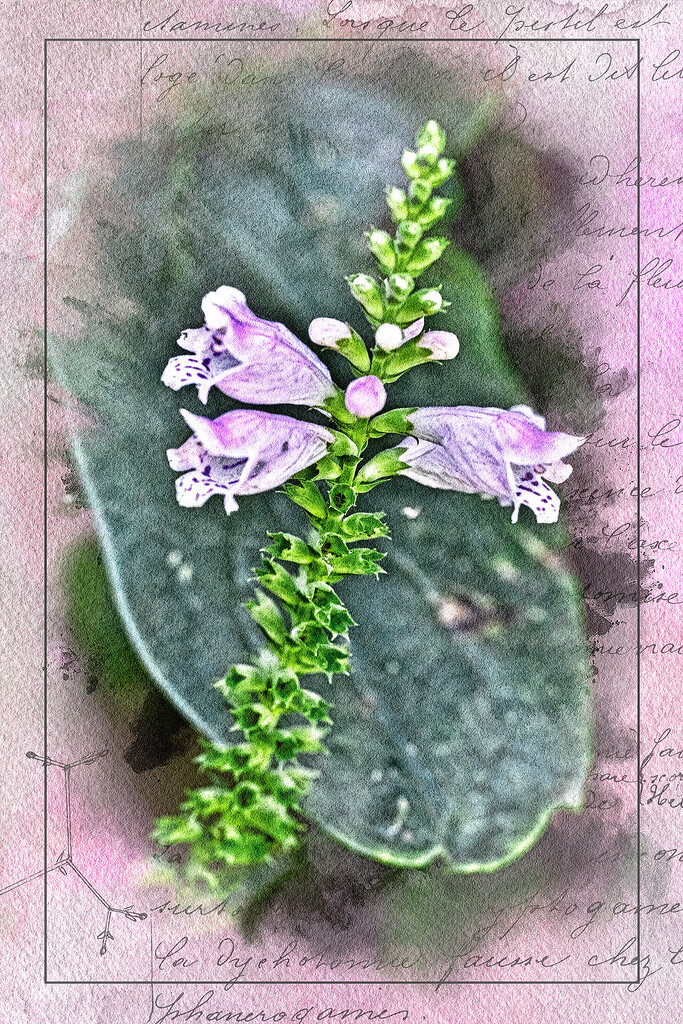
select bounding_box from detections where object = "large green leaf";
[52,60,591,870]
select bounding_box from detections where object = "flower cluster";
[162,290,582,524]
[161,121,582,525]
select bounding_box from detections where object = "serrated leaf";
[340,512,389,541]
[264,533,316,565]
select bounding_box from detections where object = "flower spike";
[156,119,590,884]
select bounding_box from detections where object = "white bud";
[375,323,404,352]
[419,290,443,314]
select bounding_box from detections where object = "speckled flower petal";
[167,409,335,515]
[162,287,337,407]
[510,466,562,524]
[400,404,584,524]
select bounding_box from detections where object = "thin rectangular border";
[44,34,641,986]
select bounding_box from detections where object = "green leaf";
[327,548,386,577]
[283,481,327,519]
[53,61,590,871]
[60,536,148,695]
[245,592,287,647]
[255,560,304,607]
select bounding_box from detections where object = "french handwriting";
[442,3,670,40]
[142,9,281,34]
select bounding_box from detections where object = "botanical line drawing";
[0,748,147,955]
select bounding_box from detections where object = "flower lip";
[344,376,387,418]
[162,288,337,408]
[492,410,586,466]
[168,408,335,515]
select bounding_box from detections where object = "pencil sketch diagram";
[0,748,147,955]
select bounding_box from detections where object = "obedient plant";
[154,122,585,886]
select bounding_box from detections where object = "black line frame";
[43,33,642,987]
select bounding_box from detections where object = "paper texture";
[2,0,682,1020]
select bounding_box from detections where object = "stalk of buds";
[344,120,455,340]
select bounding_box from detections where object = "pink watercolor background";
[2,0,683,1020]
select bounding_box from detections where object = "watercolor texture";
[1,1,682,1022]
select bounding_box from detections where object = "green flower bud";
[415,144,439,168]
[307,321,370,375]
[401,150,421,179]
[244,591,287,645]
[327,429,360,457]
[416,196,452,230]
[154,815,203,845]
[405,237,450,273]
[416,120,446,156]
[385,272,415,302]
[329,483,356,513]
[386,186,408,222]
[323,392,357,425]
[395,287,446,324]
[366,228,396,272]
[429,157,456,187]
[381,340,431,379]
[283,480,327,518]
[417,288,444,313]
[382,328,460,379]
[273,673,299,701]
[338,327,372,373]
[355,447,409,485]
[346,274,384,319]
[368,407,417,436]
[408,179,433,204]
[235,782,259,808]
[313,455,343,481]
[395,220,423,251]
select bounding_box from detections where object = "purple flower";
[308,318,352,349]
[167,408,335,515]
[344,376,387,418]
[395,404,584,524]
[162,286,337,407]
[416,330,459,360]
